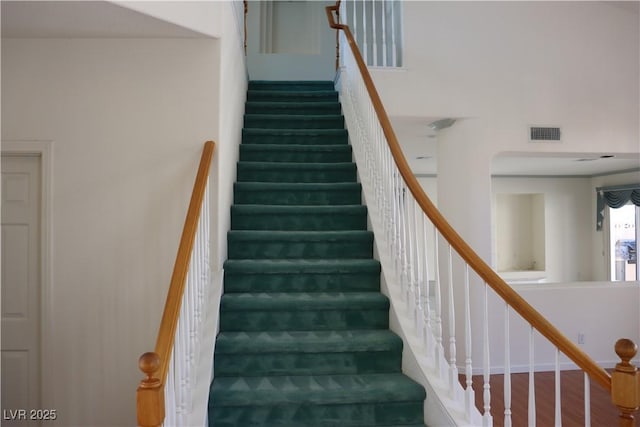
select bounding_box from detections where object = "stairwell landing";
[208,81,426,427]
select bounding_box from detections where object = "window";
[609,202,639,281]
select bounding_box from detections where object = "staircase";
[208,80,426,427]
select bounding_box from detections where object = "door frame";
[1,140,53,409]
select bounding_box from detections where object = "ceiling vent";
[529,126,561,142]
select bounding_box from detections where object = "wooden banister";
[325,2,612,392]
[333,0,341,70]
[243,0,248,55]
[136,141,215,427]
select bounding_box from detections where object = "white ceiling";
[391,116,640,177]
[1,1,207,38]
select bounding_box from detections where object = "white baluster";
[422,215,431,348]
[504,304,512,427]
[434,232,443,373]
[371,0,378,66]
[352,0,357,48]
[413,201,423,334]
[584,372,591,427]
[381,0,388,67]
[555,349,562,426]
[482,282,492,426]
[401,187,411,302]
[361,0,368,65]
[464,264,474,419]
[447,244,458,396]
[165,352,176,426]
[390,0,397,66]
[528,326,536,427]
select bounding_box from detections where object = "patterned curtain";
[596,185,640,230]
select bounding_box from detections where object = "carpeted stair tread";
[220,292,388,311]
[231,204,367,231]
[209,403,425,427]
[223,259,381,293]
[233,182,362,205]
[214,329,404,376]
[244,114,344,130]
[248,80,335,91]
[237,161,357,183]
[224,259,381,274]
[246,101,342,115]
[247,90,338,102]
[219,292,389,332]
[239,144,352,163]
[227,230,373,259]
[242,128,348,145]
[211,373,426,407]
[215,330,402,354]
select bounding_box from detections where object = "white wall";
[113,0,222,37]
[374,0,639,279]
[214,1,248,270]
[374,1,639,154]
[2,38,219,426]
[507,282,640,370]
[246,0,336,80]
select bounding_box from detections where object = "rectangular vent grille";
[529,126,561,142]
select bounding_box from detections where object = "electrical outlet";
[578,333,585,345]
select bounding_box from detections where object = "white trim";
[1,140,54,411]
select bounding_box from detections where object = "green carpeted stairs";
[208,80,426,427]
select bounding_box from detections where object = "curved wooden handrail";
[325,4,612,392]
[136,140,215,426]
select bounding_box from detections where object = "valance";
[596,184,640,230]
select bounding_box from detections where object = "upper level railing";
[340,0,402,67]
[326,2,640,425]
[136,141,214,427]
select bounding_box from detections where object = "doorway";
[1,153,42,425]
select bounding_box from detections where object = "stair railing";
[136,141,215,427]
[326,3,639,426]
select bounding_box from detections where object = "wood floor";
[459,370,637,427]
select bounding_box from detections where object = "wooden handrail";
[325,3,613,392]
[136,140,215,427]
[333,0,341,70]
[243,0,248,55]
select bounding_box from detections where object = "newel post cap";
[136,352,164,427]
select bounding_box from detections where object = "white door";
[1,154,41,426]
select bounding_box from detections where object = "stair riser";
[239,148,352,163]
[236,167,357,183]
[227,238,373,259]
[242,130,348,145]
[224,272,380,293]
[247,91,339,102]
[234,186,361,205]
[244,115,344,130]
[231,212,367,231]
[246,104,342,116]
[209,401,424,427]
[214,351,402,377]
[219,309,389,332]
[248,81,335,91]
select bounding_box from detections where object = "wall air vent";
[529,126,561,142]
